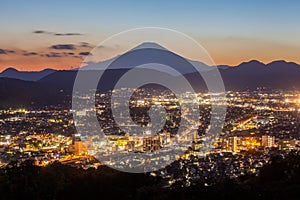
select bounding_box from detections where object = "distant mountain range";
[0,68,56,81]
[218,60,300,91]
[1,42,300,108]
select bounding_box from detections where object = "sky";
[0,0,300,71]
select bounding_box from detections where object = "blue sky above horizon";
[0,0,300,70]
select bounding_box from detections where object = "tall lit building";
[261,135,275,148]
[143,135,160,152]
[229,136,237,153]
[221,136,237,153]
[159,131,171,146]
[69,134,87,155]
[72,134,81,145]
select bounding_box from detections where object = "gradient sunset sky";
[0,0,300,71]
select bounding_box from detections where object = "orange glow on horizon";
[0,55,82,71]
[1,36,300,71]
[1,55,300,72]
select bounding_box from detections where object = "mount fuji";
[1,42,300,107]
[79,42,213,74]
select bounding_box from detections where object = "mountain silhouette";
[218,60,300,90]
[130,42,168,51]
[80,42,212,73]
[0,68,56,81]
[1,42,300,108]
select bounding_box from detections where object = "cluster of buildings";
[0,88,300,180]
[218,135,299,153]
[104,131,171,153]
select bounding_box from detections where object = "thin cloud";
[97,45,106,49]
[0,48,15,54]
[63,52,75,55]
[54,33,82,36]
[23,52,38,56]
[50,44,76,50]
[33,30,48,34]
[79,52,92,56]
[41,52,62,58]
[0,49,6,54]
[40,51,77,58]
[33,30,83,36]
[80,42,94,48]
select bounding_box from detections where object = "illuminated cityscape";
[1,1,300,198]
[1,88,300,187]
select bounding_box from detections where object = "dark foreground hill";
[1,151,300,200]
